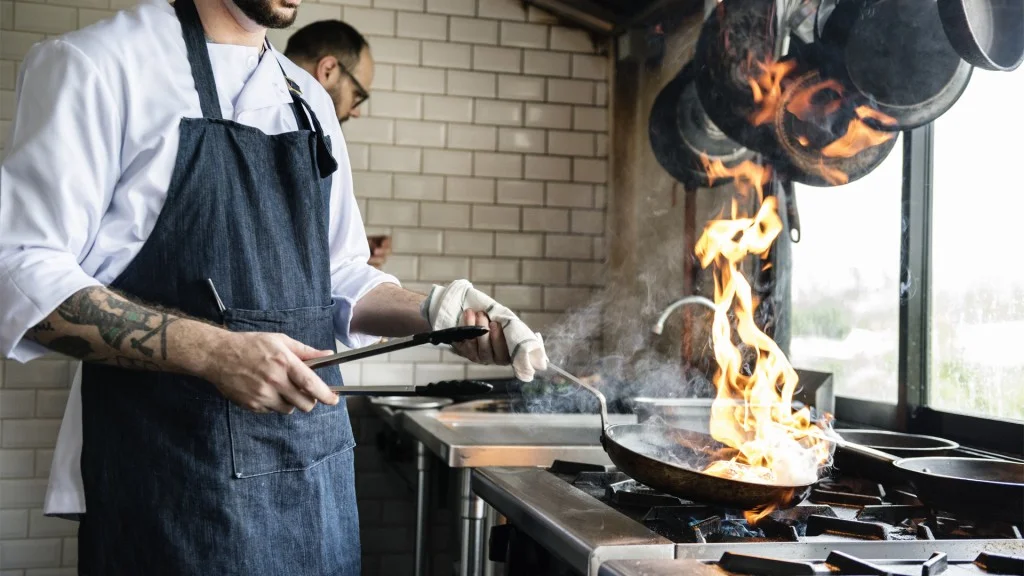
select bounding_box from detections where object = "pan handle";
[548,363,610,430]
[836,440,900,466]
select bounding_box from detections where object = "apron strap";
[173,0,224,120]
[270,43,339,178]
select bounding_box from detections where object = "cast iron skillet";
[835,429,960,458]
[564,368,1023,520]
[833,429,959,483]
[649,60,757,189]
[938,0,1024,71]
[558,368,816,512]
[604,423,815,511]
[816,0,974,130]
[840,443,1024,523]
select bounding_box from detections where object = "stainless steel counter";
[472,467,675,576]
[399,408,639,576]
[402,410,636,468]
[598,560,723,576]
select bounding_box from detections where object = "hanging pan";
[938,0,1024,71]
[694,0,899,187]
[816,0,974,130]
[649,60,758,189]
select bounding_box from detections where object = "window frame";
[831,123,1024,457]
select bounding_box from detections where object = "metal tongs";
[305,325,488,369]
[329,380,495,396]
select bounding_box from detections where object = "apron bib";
[78,0,358,573]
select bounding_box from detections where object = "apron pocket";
[222,304,356,479]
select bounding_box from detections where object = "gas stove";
[473,461,1024,576]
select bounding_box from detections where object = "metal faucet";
[651,295,717,335]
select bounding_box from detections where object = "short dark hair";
[284,20,369,71]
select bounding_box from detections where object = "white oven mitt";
[421,279,549,382]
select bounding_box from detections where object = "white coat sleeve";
[0,40,119,362]
[323,116,401,349]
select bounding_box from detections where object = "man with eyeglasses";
[285,20,372,123]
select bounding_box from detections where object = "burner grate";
[806,514,888,540]
[975,552,1024,574]
[606,480,687,507]
[719,551,816,575]
[858,505,930,524]
[548,460,614,476]
[809,488,883,507]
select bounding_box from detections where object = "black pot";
[694,0,782,156]
[649,60,758,189]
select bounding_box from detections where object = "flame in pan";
[695,155,837,523]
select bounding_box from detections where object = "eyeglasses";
[336,59,369,109]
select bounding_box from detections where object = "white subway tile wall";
[0,0,608,571]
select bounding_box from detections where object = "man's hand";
[202,332,340,414]
[423,280,549,381]
[451,310,511,365]
[23,285,343,415]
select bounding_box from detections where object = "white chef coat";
[0,0,399,515]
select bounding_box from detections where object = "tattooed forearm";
[23,286,210,374]
[53,289,178,358]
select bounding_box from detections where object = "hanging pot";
[649,60,758,189]
[694,0,782,155]
[694,0,898,187]
[937,0,1024,71]
[817,0,974,130]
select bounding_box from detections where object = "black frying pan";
[840,443,1024,523]
[816,0,974,130]
[553,366,816,513]
[836,429,960,458]
[603,423,815,511]
[938,0,1024,71]
[833,429,959,485]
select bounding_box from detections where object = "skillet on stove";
[555,367,817,512]
[557,367,1024,522]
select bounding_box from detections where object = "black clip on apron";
[78,0,359,573]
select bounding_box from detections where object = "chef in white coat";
[0,0,548,572]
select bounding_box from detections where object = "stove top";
[550,460,1023,546]
[544,459,1024,575]
[473,460,1023,576]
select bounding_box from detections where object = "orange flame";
[821,106,897,158]
[785,78,845,122]
[694,158,835,524]
[744,57,898,185]
[748,59,799,126]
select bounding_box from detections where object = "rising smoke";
[519,232,721,415]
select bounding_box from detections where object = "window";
[929,69,1024,422]
[788,135,904,403]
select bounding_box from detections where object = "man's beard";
[232,0,296,29]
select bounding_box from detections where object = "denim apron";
[77,0,359,573]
